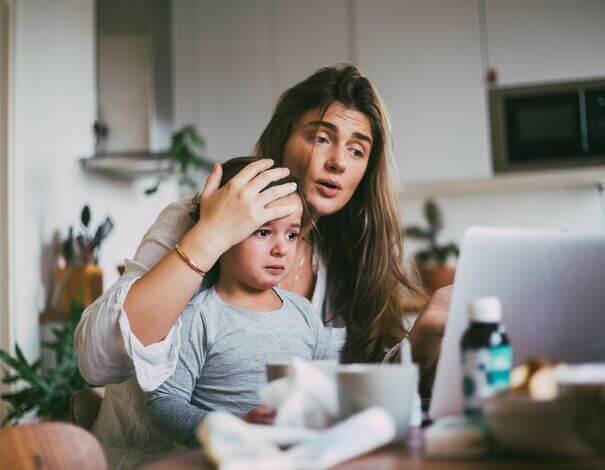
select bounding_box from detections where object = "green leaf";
[81,205,91,228]
[424,199,443,233]
[405,226,430,240]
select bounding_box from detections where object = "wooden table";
[142,428,605,469]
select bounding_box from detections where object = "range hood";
[95,0,173,157]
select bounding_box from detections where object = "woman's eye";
[256,229,271,237]
[350,147,365,158]
[287,231,299,241]
[314,135,329,144]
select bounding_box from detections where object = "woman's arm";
[125,159,298,346]
[407,285,452,395]
[75,198,194,387]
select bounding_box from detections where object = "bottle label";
[462,345,512,414]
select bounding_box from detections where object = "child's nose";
[271,240,287,257]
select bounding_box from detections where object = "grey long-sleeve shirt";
[146,286,336,444]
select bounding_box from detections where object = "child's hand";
[242,405,276,425]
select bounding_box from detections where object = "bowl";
[482,392,597,457]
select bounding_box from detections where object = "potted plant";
[145,125,214,195]
[404,199,459,292]
[0,303,89,424]
[53,205,114,314]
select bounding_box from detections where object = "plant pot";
[419,265,455,292]
[54,263,103,312]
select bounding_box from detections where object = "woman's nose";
[326,145,346,173]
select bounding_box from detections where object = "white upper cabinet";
[173,0,275,160]
[173,0,352,161]
[354,0,491,184]
[272,0,351,102]
[485,0,605,86]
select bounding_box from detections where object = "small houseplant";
[404,199,459,291]
[0,303,89,424]
[145,125,214,195]
[54,205,114,313]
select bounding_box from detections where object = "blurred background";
[0,0,604,393]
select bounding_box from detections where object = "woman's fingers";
[200,163,222,202]
[228,158,275,190]
[263,200,300,223]
[257,181,298,206]
[245,166,290,196]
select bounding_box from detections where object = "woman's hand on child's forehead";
[266,193,303,217]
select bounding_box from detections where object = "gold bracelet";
[174,243,206,277]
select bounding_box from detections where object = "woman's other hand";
[242,405,276,425]
[408,285,452,396]
[183,159,300,268]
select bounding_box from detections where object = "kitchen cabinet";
[485,0,605,86]
[272,0,351,102]
[354,0,491,184]
[173,0,351,162]
[173,0,275,161]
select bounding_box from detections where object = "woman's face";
[282,101,373,217]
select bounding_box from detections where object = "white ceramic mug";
[337,363,418,440]
[266,359,339,382]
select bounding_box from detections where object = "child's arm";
[314,325,345,360]
[146,307,208,446]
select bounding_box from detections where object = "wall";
[401,187,605,258]
[10,0,180,360]
[0,0,12,395]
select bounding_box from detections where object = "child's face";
[219,194,303,290]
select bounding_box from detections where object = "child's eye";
[286,231,299,241]
[256,229,271,238]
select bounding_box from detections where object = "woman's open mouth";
[316,180,342,198]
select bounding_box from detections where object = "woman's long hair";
[255,64,426,362]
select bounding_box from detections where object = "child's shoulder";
[181,287,216,322]
[275,287,318,320]
[183,286,211,308]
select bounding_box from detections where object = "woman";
[75,64,450,394]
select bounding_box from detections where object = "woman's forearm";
[124,225,222,345]
[408,285,452,375]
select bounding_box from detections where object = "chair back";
[0,421,107,470]
[69,387,105,430]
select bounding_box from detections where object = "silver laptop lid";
[429,227,605,419]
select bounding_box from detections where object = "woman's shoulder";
[138,194,198,247]
[153,194,198,231]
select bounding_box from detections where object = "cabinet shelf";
[80,152,174,179]
[400,166,605,200]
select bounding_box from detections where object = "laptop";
[429,227,605,419]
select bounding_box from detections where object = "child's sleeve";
[305,298,345,360]
[145,305,208,446]
[314,325,346,360]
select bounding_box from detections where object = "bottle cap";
[469,297,501,323]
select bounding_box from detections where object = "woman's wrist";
[179,223,224,273]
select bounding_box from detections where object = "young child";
[145,156,335,447]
